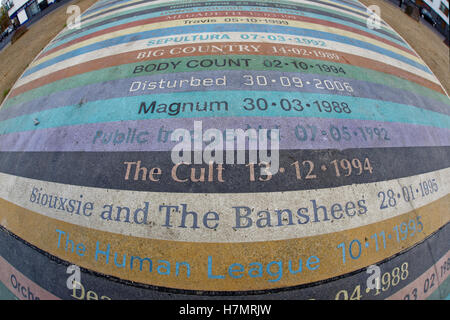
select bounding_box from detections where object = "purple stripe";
[0,117,448,152]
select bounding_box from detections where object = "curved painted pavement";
[0,0,449,299]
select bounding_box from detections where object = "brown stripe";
[9,42,444,100]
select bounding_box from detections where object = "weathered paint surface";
[0,0,449,299]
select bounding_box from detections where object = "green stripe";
[5,55,449,110]
[0,91,449,137]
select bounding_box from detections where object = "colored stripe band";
[387,252,450,300]
[41,11,414,59]
[427,276,450,300]
[78,0,379,26]
[0,117,448,152]
[0,223,447,298]
[0,255,59,300]
[0,280,17,300]
[4,70,449,122]
[0,168,448,242]
[13,37,439,100]
[0,195,448,291]
[1,91,449,138]
[9,45,445,107]
[23,22,429,77]
[0,147,448,193]
[46,4,405,54]
[63,0,395,46]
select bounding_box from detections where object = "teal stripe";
[5,55,449,110]
[0,91,449,136]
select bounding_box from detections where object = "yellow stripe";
[0,195,448,291]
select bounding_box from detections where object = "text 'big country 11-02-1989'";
[0,0,449,301]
